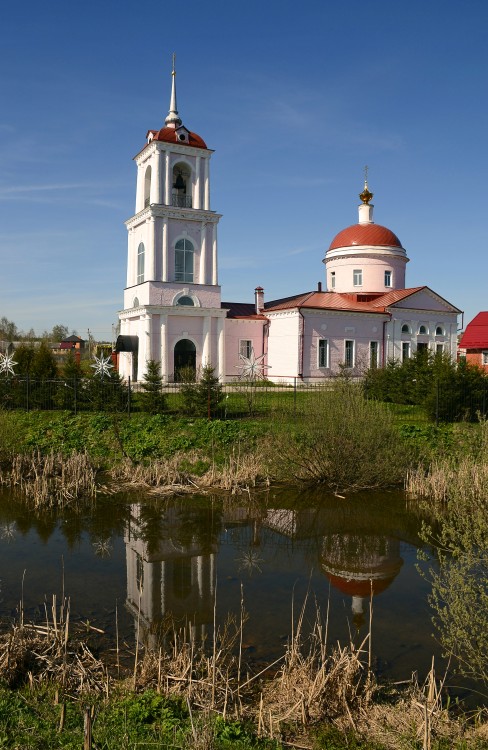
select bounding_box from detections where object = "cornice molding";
[119,305,227,319]
[134,141,213,164]
[325,246,408,262]
[125,205,221,228]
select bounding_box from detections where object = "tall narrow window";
[239,340,252,359]
[137,242,145,284]
[384,270,392,287]
[330,271,336,290]
[370,341,379,368]
[318,339,329,368]
[436,344,444,355]
[175,239,194,282]
[344,340,355,368]
[353,269,362,286]
[402,342,410,361]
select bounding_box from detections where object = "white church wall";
[266,313,301,380]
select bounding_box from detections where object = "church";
[117,64,461,383]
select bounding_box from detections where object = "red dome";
[329,223,402,251]
[150,126,207,150]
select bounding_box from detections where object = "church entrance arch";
[174,339,196,380]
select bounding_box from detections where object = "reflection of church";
[117,60,460,383]
[321,534,403,628]
[125,504,216,648]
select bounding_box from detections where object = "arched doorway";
[174,339,196,380]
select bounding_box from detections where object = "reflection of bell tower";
[118,55,226,383]
[125,505,217,649]
[321,534,403,629]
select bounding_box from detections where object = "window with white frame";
[384,270,392,287]
[177,296,194,306]
[418,324,428,335]
[482,351,488,365]
[137,242,145,284]
[436,344,444,355]
[330,271,336,289]
[239,340,252,359]
[318,339,329,368]
[370,341,379,368]
[435,326,444,336]
[353,269,362,286]
[402,341,410,361]
[175,238,194,282]
[344,340,355,368]
[401,323,410,334]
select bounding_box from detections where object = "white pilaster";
[217,317,225,380]
[200,222,207,284]
[148,217,156,280]
[195,155,201,210]
[135,164,144,212]
[204,157,210,210]
[162,218,168,282]
[127,228,134,286]
[160,314,168,379]
[202,315,210,364]
[164,151,171,205]
[153,152,162,204]
[212,223,218,285]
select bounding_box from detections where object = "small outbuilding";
[459,312,488,371]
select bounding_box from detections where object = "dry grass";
[109,447,270,496]
[0,595,107,695]
[406,455,488,505]
[0,450,97,509]
[356,660,467,750]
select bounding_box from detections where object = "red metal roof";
[148,127,207,149]
[329,223,403,251]
[459,312,488,349]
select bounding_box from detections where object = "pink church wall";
[326,254,406,293]
[224,319,266,379]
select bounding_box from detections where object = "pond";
[0,487,471,697]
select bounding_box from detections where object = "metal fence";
[1,375,487,425]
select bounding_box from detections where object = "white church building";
[117,64,461,383]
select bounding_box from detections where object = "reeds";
[406,456,488,505]
[0,595,106,694]
[109,446,269,496]
[0,450,97,509]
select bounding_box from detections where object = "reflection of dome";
[321,534,404,628]
[328,224,403,251]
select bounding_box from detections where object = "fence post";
[128,377,131,417]
[83,706,92,750]
[26,375,30,412]
[483,379,486,419]
[73,378,77,415]
[207,384,211,420]
[293,376,297,418]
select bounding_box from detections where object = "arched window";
[177,296,194,306]
[175,239,194,282]
[132,297,140,308]
[172,162,192,208]
[418,325,428,335]
[144,166,151,207]
[435,325,444,336]
[401,324,410,334]
[137,242,145,284]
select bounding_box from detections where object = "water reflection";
[0,488,437,683]
[125,504,220,648]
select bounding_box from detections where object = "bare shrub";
[275,381,409,492]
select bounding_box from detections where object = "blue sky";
[1,0,487,340]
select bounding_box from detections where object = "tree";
[51,324,70,342]
[0,316,19,341]
[139,360,166,414]
[180,364,222,417]
[31,342,58,379]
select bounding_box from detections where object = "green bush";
[276,381,410,491]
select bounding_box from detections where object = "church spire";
[358,166,374,224]
[165,53,182,128]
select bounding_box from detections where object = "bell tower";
[118,57,226,382]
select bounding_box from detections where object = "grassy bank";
[1,599,487,750]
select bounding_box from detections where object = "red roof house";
[459,312,488,370]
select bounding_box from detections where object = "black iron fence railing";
[0,376,487,424]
